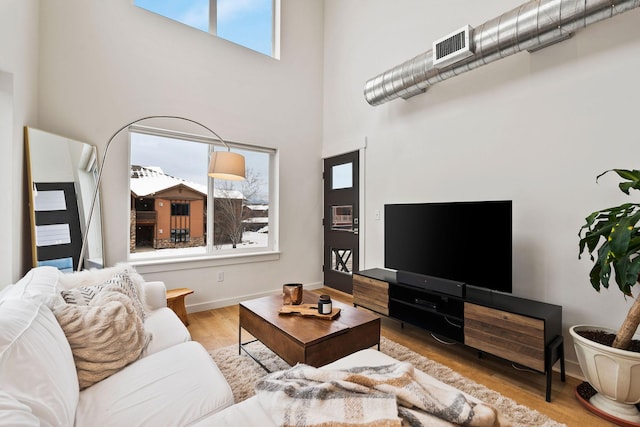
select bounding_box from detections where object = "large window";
[134,0,279,58]
[171,229,190,243]
[171,202,190,216]
[129,127,274,261]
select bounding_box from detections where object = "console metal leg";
[560,342,566,382]
[545,335,565,402]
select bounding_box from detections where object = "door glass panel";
[331,162,352,189]
[331,247,353,274]
[331,205,353,231]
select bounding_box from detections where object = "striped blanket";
[255,363,511,427]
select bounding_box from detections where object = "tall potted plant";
[573,169,640,424]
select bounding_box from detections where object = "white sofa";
[0,265,234,427]
[0,266,510,427]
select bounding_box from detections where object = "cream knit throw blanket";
[53,288,147,389]
[255,363,511,427]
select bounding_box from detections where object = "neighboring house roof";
[215,188,245,200]
[243,217,269,224]
[246,204,269,212]
[130,165,243,199]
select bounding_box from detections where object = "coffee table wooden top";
[240,291,378,346]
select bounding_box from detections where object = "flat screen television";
[384,200,512,294]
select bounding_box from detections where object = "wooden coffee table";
[239,290,380,370]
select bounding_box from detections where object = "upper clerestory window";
[135,0,280,58]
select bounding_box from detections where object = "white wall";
[323,0,640,376]
[0,0,39,286]
[35,0,325,307]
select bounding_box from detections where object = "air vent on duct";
[432,25,474,68]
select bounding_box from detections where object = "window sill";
[129,250,281,275]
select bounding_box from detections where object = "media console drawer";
[353,274,389,315]
[464,302,545,372]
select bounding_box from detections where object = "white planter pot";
[570,325,640,424]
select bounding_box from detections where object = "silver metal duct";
[364,0,640,106]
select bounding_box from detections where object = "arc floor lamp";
[77,115,246,271]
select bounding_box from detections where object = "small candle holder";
[317,294,332,315]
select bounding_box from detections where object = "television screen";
[384,200,512,293]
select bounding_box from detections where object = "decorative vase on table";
[570,325,640,424]
[282,284,303,305]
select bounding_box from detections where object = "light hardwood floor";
[187,287,616,426]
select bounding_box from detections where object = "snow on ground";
[129,231,269,260]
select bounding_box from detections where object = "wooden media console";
[353,268,565,402]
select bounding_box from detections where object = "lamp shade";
[208,151,246,181]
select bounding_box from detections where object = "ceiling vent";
[433,25,474,68]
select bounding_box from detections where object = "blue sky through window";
[135,0,273,56]
[217,0,272,56]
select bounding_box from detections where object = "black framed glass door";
[323,151,359,294]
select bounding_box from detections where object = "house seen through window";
[134,0,278,57]
[129,128,273,260]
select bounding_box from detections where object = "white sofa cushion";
[0,298,78,427]
[76,341,234,426]
[192,393,272,427]
[143,280,169,310]
[142,307,191,356]
[0,391,40,426]
[0,266,64,308]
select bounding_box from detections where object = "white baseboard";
[559,359,584,382]
[186,282,324,313]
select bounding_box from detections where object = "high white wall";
[35,0,325,307]
[323,0,640,376]
[0,0,39,286]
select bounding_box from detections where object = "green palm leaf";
[580,170,640,296]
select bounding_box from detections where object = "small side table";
[166,288,194,326]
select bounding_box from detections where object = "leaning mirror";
[25,127,104,272]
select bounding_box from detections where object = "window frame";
[127,124,279,272]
